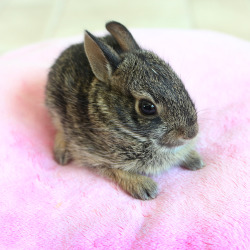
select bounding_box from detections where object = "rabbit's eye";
[139,100,157,115]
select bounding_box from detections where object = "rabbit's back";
[46,35,121,119]
[45,34,125,162]
[46,43,93,119]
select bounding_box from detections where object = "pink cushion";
[0,29,249,249]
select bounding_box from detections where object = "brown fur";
[45,21,204,200]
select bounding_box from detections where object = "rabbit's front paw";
[99,168,158,200]
[129,176,158,200]
[181,150,204,171]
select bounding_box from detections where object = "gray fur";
[45,21,204,200]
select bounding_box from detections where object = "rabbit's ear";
[106,21,140,52]
[84,31,121,82]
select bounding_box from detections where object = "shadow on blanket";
[0,29,249,249]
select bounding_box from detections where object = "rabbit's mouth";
[159,127,198,148]
[159,138,186,148]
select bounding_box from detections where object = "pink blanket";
[0,29,249,249]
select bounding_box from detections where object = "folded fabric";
[0,29,249,249]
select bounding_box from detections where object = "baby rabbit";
[45,21,204,200]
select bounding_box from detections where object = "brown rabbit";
[45,21,204,200]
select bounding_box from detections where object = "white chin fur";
[137,139,196,175]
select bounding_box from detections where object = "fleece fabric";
[0,29,249,249]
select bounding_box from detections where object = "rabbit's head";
[84,21,198,149]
